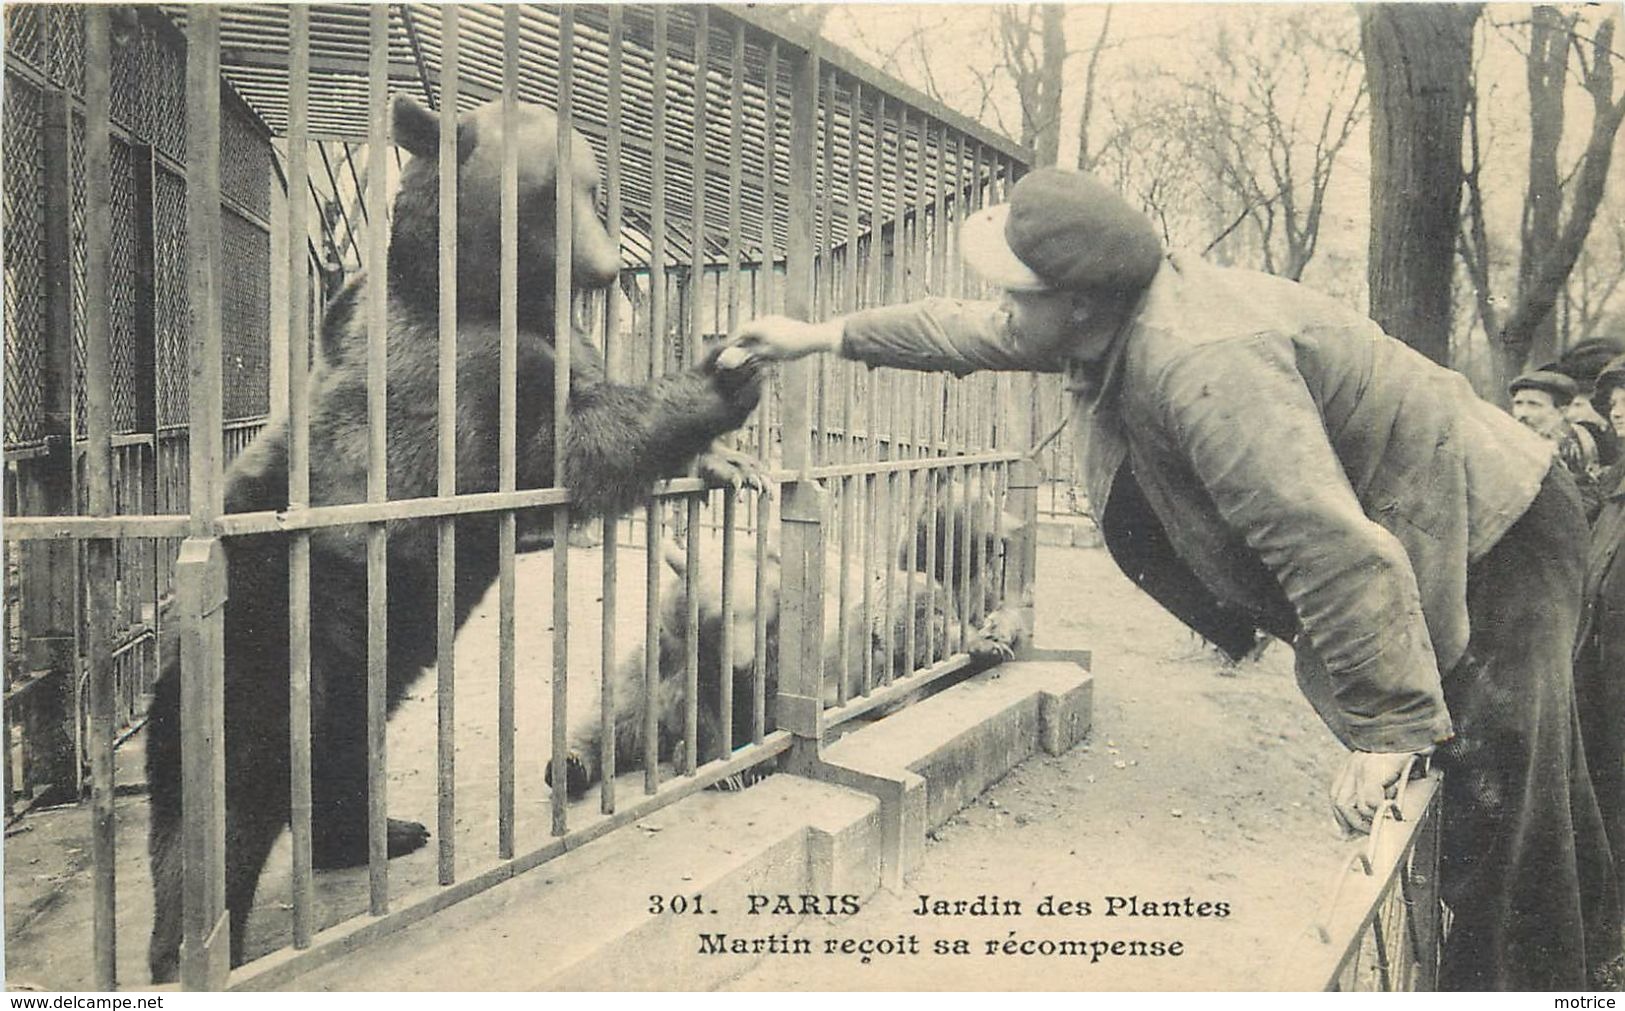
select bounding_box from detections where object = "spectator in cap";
[1599,352,1625,437]
[1510,368,1579,438]
[726,167,1623,990]
[1556,337,1624,471]
[1510,367,1602,510]
[1578,353,1625,931]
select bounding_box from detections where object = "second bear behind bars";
[143,96,763,983]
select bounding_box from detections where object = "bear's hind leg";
[223,798,291,969]
[308,689,429,869]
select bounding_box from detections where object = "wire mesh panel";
[71,110,87,438]
[221,100,271,222]
[138,19,186,163]
[154,167,190,430]
[110,139,139,435]
[222,209,271,421]
[3,72,48,448]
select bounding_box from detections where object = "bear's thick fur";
[144,96,761,983]
[554,477,1021,799]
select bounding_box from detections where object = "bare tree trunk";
[1517,6,1570,370]
[1361,4,1482,364]
[998,5,1066,167]
[1076,8,1113,171]
[1035,5,1066,167]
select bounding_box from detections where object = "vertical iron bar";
[837,75,860,704]
[902,113,924,678]
[689,7,708,360]
[815,68,835,469]
[718,493,737,758]
[751,492,771,743]
[498,4,520,856]
[644,504,663,791]
[285,2,315,949]
[860,89,880,695]
[882,101,907,685]
[651,8,668,372]
[551,6,576,838]
[646,7,671,794]
[684,497,701,773]
[925,120,947,662]
[683,8,708,774]
[599,4,626,817]
[365,1,391,914]
[436,3,461,885]
[717,20,744,760]
[752,39,779,744]
[726,24,745,338]
[83,8,118,989]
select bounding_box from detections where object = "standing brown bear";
[144,96,762,983]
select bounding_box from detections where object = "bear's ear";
[391,95,479,163]
[392,94,439,158]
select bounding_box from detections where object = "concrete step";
[806,659,1093,885]
[275,775,882,992]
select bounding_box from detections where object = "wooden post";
[776,44,826,745]
[83,8,121,988]
[179,4,229,991]
[285,2,315,950]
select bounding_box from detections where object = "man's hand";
[1330,750,1424,837]
[717,315,845,370]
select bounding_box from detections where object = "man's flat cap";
[960,168,1163,295]
[1509,369,1578,403]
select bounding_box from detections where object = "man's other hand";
[1330,749,1422,837]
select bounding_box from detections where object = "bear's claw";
[695,446,768,494]
[310,817,431,870]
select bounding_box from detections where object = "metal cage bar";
[435,0,461,887]
[364,0,391,916]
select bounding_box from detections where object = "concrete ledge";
[283,776,881,991]
[813,660,1093,878]
[1036,516,1103,548]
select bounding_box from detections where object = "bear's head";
[387,95,620,325]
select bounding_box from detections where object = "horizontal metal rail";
[1280,769,1445,991]
[225,730,795,992]
[4,451,1028,541]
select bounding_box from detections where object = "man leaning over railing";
[723,168,1625,991]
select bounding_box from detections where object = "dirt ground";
[2,539,1354,991]
[722,541,1352,992]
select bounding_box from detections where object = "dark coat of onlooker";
[1579,355,1625,906]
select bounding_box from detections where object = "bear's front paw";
[701,343,763,425]
[694,445,768,493]
[966,605,1025,666]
